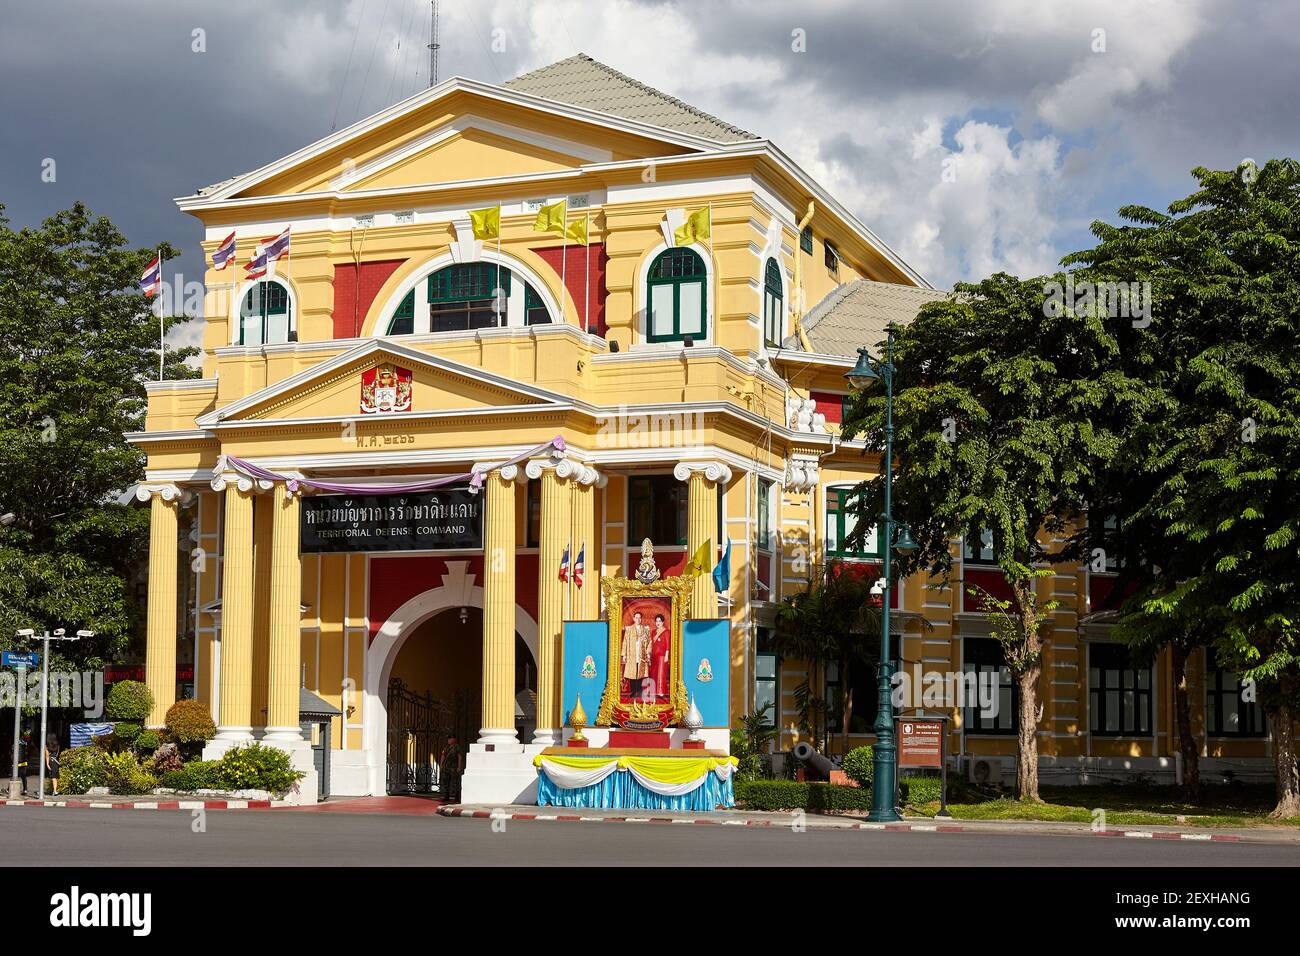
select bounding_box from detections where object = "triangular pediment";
[199,341,572,427]
[209,83,704,202]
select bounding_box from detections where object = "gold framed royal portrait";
[595,573,692,729]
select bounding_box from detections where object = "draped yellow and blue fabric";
[673,207,711,247]
[532,200,567,237]
[469,205,500,240]
[534,753,739,811]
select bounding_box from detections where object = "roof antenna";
[427,0,440,87]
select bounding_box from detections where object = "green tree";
[843,274,1147,801]
[775,561,881,755]
[0,202,197,663]
[1064,159,1300,817]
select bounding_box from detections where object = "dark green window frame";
[762,258,783,347]
[963,529,997,565]
[427,263,509,333]
[1205,648,1267,737]
[799,225,813,255]
[825,486,881,559]
[756,479,772,552]
[524,284,551,325]
[239,280,293,346]
[627,475,688,547]
[824,239,840,276]
[387,289,415,336]
[755,638,778,730]
[1088,642,1152,737]
[646,248,707,343]
[963,638,1017,735]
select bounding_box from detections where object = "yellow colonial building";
[133,55,1273,804]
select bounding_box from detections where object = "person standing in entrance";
[439,733,464,802]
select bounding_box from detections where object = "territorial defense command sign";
[300,490,482,553]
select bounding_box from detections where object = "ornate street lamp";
[846,326,914,823]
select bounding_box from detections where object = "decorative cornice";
[673,461,733,485]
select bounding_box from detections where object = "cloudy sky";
[2,0,1296,345]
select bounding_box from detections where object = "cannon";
[791,741,835,781]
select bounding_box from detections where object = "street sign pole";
[8,664,25,799]
[37,633,50,801]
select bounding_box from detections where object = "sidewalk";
[440,803,1300,845]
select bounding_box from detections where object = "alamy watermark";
[891,664,1001,718]
[1043,275,1152,328]
[0,670,105,717]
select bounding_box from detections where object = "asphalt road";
[2,806,1298,866]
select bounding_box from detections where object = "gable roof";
[503,54,757,145]
[784,280,949,358]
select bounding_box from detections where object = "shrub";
[841,746,875,789]
[734,779,874,813]
[159,760,220,792]
[60,747,109,795]
[112,722,142,747]
[216,744,303,794]
[134,729,162,755]
[105,680,153,722]
[900,775,945,807]
[103,751,157,795]
[164,699,216,749]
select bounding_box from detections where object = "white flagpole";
[560,200,568,325]
[495,203,503,325]
[583,211,591,334]
[158,247,164,381]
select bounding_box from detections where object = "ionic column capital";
[135,483,191,504]
[525,453,577,481]
[210,471,277,494]
[673,461,733,485]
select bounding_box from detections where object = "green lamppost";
[846,325,917,823]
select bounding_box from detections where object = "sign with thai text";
[300,490,481,553]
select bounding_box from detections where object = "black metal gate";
[386,679,472,797]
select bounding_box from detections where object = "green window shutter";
[646,248,707,343]
[388,289,415,335]
[800,226,813,254]
[428,263,510,303]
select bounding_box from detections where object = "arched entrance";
[363,564,539,796]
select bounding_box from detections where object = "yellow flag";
[673,207,711,247]
[683,539,712,577]
[469,206,499,240]
[565,215,588,245]
[532,200,567,237]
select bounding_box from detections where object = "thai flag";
[558,543,570,583]
[211,231,236,271]
[573,543,585,588]
[245,246,268,280]
[139,255,162,297]
[263,226,291,262]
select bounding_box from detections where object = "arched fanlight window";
[646,248,707,343]
[239,280,293,346]
[763,258,783,348]
[384,263,551,334]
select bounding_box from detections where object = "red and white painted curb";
[3,798,289,811]
[437,806,1243,841]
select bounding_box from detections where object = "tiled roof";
[784,279,949,357]
[504,54,757,144]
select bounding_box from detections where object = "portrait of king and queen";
[596,539,691,729]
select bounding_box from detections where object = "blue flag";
[711,538,731,593]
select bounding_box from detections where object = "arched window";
[763,258,783,347]
[384,263,551,335]
[646,248,707,343]
[239,280,293,346]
